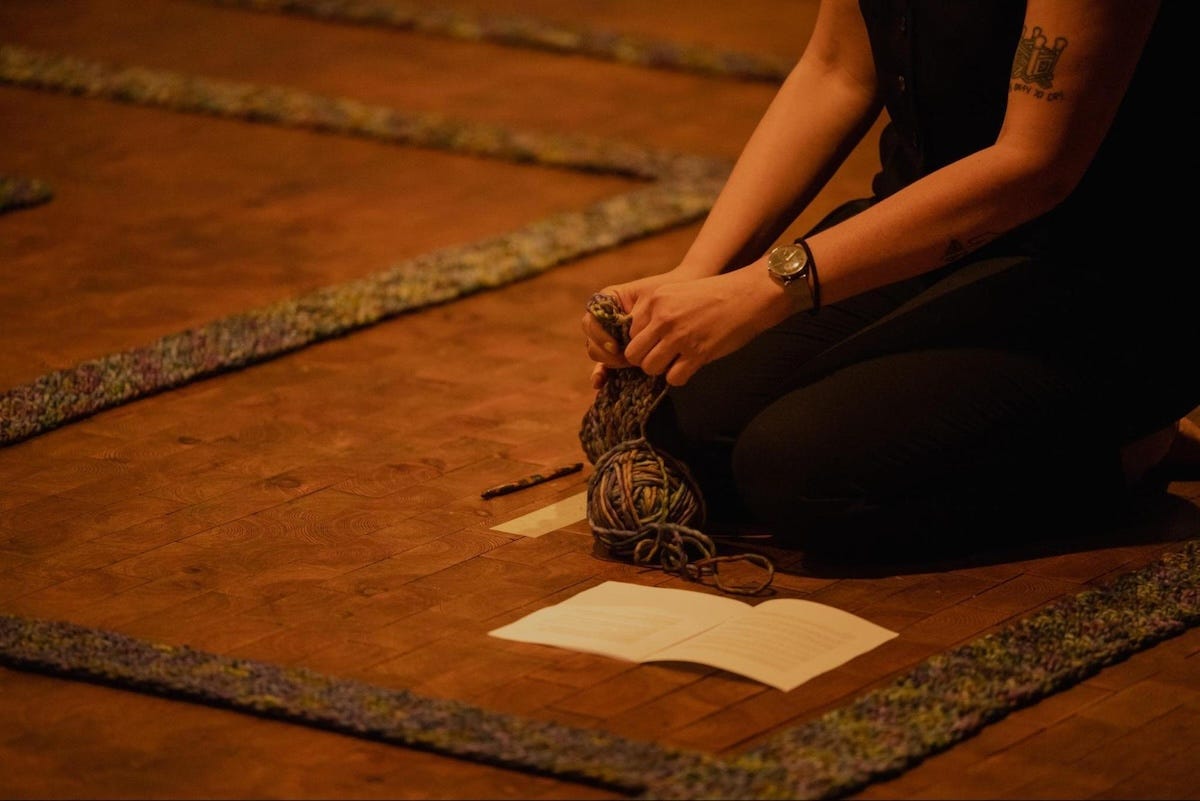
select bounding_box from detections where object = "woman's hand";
[582,271,685,388]
[624,265,787,386]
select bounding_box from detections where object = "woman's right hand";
[582,271,684,388]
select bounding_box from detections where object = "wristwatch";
[766,240,820,314]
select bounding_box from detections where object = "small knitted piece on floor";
[0,175,52,214]
[579,293,773,595]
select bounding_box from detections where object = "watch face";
[768,244,808,279]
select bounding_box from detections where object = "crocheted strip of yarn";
[0,613,722,796]
[0,44,728,184]
[579,292,669,463]
[580,368,665,464]
[195,0,793,83]
[0,46,731,447]
[0,175,53,214]
[3,539,1196,800]
[586,292,633,344]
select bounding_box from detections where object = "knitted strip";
[0,46,731,446]
[0,613,720,795]
[0,178,721,446]
[195,0,792,83]
[0,44,728,183]
[0,174,53,214]
[646,537,1200,799]
[579,294,663,463]
[1,539,1196,799]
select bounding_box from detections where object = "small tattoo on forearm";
[942,232,1000,263]
[1010,25,1067,101]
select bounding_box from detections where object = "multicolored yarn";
[0,613,718,795]
[0,174,53,214]
[1,539,1197,798]
[649,537,1200,799]
[579,293,775,596]
[0,182,721,446]
[196,0,792,83]
[0,44,727,183]
[0,45,732,446]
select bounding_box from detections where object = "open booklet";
[488,580,897,692]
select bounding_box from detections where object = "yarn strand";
[579,293,774,596]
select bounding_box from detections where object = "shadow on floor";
[767,484,1200,580]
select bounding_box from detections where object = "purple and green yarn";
[0,174,52,213]
[647,538,1200,799]
[197,0,792,83]
[0,613,719,794]
[0,44,728,183]
[0,44,731,446]
[2,540,1196,799]
[0,179,724,446]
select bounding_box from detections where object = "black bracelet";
[794,238,821,315]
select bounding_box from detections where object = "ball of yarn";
[588,439,705,540]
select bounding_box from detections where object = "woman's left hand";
[624,267,785,386]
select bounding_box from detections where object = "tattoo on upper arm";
[1011,25,1068,101]
[943,232,1000,264]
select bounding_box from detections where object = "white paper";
[490,492,588,537]
[648,599,898,691]
[488,581,745,661]
[488,581,898,692]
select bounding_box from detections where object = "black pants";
[647,200,1200,557]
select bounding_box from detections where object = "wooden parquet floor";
[2,1,1198,798]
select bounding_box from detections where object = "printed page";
[487,580,747,662]
[645,598,897,692]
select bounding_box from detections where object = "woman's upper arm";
[996,0,1161,202]
[800,0,879,103]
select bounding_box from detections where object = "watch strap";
[794,238,820,315]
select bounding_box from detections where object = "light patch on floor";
[491,491,588,537]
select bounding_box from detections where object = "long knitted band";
[194,0,792,82]
[649,537,1200,799]
[0,613,718,795]
[0,45,731,446]
[0,174,53,214]
[1,538,1196,799]
[0,44,728,183]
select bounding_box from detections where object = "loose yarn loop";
[579,293,774,596]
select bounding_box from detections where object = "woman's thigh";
[731,347,1122,554]
[658,250,1129,457]
[658,271,941,448]
[652,247,1197,548]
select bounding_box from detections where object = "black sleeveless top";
[857,1,1184,268]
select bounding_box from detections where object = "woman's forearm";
[801,145,1055,305]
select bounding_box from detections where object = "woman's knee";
[731,404,870,531]
[727,348,1099,551]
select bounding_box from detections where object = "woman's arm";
[624,0,1161,386]
[673,0,882,278]
[806,0,1162,304]
[583,0,880,375]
